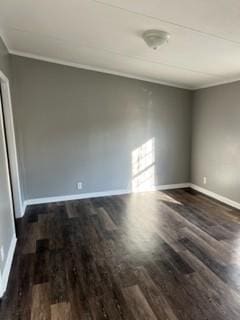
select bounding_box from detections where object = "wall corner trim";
[190,184,240,210]
[0,235,17,298]
[22,183,190,213]
[21,201,27,218]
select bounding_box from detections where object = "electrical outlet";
[0,246,4,262]
[77,182,83,190]
[203,177,207,185]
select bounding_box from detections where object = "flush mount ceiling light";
[142,30,170,50]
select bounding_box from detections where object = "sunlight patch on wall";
[132,138,155,192]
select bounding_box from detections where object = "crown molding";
[9,49,194,90]
[10,50,240,92]
[11,50,240,91]
[2,33,240,91]
[195,77,240,90]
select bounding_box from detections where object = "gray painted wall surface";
[11,55,192,200]
[0,37,15,283]
[191,83,240,203]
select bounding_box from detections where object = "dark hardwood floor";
[1,188,240,319]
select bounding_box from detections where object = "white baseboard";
[0,235,17,298]
[21,183,240,214]
[156,183,190,191]
[20,201,27,218]
[14,202,26,219]
[190,184,240,210]
[22,183,190,213]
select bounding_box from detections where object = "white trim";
[0,78,16,229]
[0,29,8,51]
[196,78,240,90]
[23,183,240,212]
[0,235,17,298]
[9,51,240,92]
[190,184,240,210]
[21,201,27,217]
[0,70,23,218]
[154,183,190,191]
[3,32,240,91]
[0,71,17,298]
[23,183,190,209]
[9,50,192,90]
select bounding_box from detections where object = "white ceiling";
[1,0,240,89]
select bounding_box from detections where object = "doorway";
[0,70,23,223]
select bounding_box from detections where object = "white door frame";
[0,69,23,218]
[0,76,17,298]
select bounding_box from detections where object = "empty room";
[0,1,240,319]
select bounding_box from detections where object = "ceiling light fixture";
[142,30,170,50]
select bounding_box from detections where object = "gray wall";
[0,36,15,289]
[191,82,240,203]
[11,55,192,200]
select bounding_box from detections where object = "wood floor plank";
[123,285,158,320]
[98,207,118,231]
[134,266,179,320]
[1,189,240,319]
[31,283,50,320]
[50,302,72,320]
[49,249,68,304]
